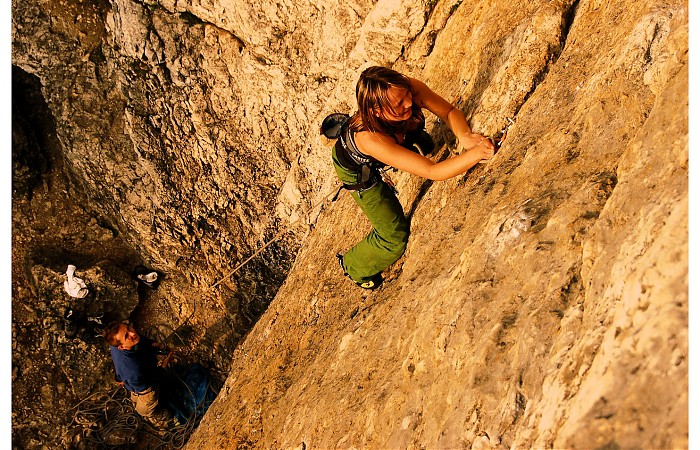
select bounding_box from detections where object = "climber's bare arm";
[409,77,495,154]
[355,131,493,181]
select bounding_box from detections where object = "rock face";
[12,0,687,448]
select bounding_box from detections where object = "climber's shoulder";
[409,78,452,118]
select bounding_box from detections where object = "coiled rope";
[70,368,220,449]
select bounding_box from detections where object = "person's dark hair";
[103,322,123,346]
[349,66,424,135]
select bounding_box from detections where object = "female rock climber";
[328,66,495,289]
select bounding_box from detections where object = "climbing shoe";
[337,254,383,290]
[87,315,105,339]
[87,313,104,327]
[132,266,161,289]
[136,271,159,289]
[356,274,383,290]
[64,307,78,339]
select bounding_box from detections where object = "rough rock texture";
[184,0,688,448]
[12,0,687,448]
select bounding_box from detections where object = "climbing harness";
[334,117,386,189]
[328,112,426,198]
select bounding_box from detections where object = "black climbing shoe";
[64,307,77,339]
[337,254,383,290]
[356,274,383,290]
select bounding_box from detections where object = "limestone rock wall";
[182,0,688,448]
[12,0,687,447]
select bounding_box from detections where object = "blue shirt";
[110,336,160,393]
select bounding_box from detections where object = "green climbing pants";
[332,146,410,283]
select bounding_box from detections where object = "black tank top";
[335,117,426,174]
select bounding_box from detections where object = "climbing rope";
[70,387,141,448]
[207,181,342,291]
[70,368,220,449]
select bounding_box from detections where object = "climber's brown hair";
[103,322,123,347]
[348,66,424,135]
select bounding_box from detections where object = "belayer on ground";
[102,322,219,429]
[323,66,495,289]
[103,322,177,427]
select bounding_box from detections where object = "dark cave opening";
[11,65,61,200]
